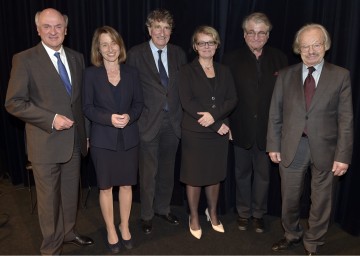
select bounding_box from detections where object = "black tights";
[187,183,220,230]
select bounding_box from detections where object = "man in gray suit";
[5,8,93,254]
[267,24,353,255]
[127,9,187,234]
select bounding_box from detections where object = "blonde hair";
[191,25,221,51]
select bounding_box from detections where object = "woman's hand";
[197,112,214,127]
[217,123,229,135]
[111,113,130,128]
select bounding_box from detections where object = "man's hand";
[269,152,281,163]
[332,161,349,176]
[53,115,74,130]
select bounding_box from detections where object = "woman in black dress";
[178,26,237,239]
[83,26,143,252]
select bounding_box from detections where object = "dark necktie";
[54,52,72,95]
[304,66,316,111]
[158,50,169,87]
[158,50,169,111]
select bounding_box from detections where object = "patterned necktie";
[158,50,169,111]
[54,52,72,95]
[304,66,316,111]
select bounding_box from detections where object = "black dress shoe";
[64,235,94,247]
[141,219,153,234]
[155,212,179,225]
[121,237,133,249]
[272,238,302,251]
[106,240,121,254]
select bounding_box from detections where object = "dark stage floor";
[0,176,359,255]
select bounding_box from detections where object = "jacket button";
[212,96,215,100]
[212,105,216,109]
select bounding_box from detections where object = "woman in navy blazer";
[83,26,143,253]
[178,26,237,239]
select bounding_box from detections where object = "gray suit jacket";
[267,62,353,171]
[126,42,187,141]
[5,43,88,163]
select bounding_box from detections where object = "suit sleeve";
[266,73,284,152]
[127,68,144,125]
[334,71,353,164]
[82,69,114,126]
[5,54,55,133]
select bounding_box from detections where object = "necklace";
[203,65,213,70]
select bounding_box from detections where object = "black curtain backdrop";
[0,0,359,236]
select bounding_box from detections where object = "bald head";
[35,8,68,51]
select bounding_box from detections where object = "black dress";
[91,81,138,189]
[180,78,228,186]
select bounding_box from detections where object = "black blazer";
[83,64,143,151]
[126,42,187,141]
[223,46,288,150]
[178,58,238,133]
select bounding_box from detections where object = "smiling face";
[98,33,120,63]
[36,8,67,51]
[243,20,269,52]
[194,33,217,60]
[148,21,171,49]
[298,27,326,66]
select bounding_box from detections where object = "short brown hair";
[145,9,174,29]
[90,26,126,66]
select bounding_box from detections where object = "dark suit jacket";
[178,59,238,132]
[126,42,187,141]
[267,62,353,171]
[223,46,288,150]
[83,64,143,150]
[5,43,88,163]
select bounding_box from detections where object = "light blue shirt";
[149,40,169,75]
[302,60,324,87]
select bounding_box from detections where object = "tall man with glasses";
[267,24,353,255]
[223,12,287,233]
[127,9,187,234]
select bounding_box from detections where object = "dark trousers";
[32,146,81,255]
[280,137,336,253]
[139,113,179,220]
[234,144,271,218]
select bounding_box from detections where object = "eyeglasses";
[196,41,217,47]
[299,42,324,52]
[245,31,268,38]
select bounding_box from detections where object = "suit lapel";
[143,44,165,92]
[308,62,329,111]
[292,64,307,111]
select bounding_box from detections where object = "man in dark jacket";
[223,12,288,233]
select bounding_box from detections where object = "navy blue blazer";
[83,64,143,151]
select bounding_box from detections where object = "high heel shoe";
[189,216,202,239]
[205,208,224,233]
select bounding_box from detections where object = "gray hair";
[242,12,272,32]
[293,23,331,54]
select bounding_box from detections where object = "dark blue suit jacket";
[83,64,143,151]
